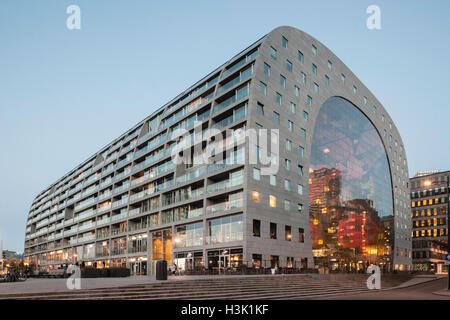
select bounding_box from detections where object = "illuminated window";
[252,191,260,203]
[285,225,292,241]
[269,195,277,207]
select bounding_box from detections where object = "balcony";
[206,177,243,194]
[176,167,206,185]
[111,212,128,222]
[96,217,110,226]
[206,198,243,214]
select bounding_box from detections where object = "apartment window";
[288,120,294,132]
[373,106,377,114]
[282,36,288,48]
[269,174,276,186]
[257,102,264,115]
[298,165,303,176]
[269,195,276,208]
[314,83,319,94]
[286,60,292,72]
[300,128,306,139]
[253,219,261,237]
[270,46,277,59]
[283,199,291,212]
[307,95,312,107]
[299,228,305,243]
[280,75,286,87]
[353,86,357,95]
[270,222,277,239]
[290,102,296,114]
[264,63,271,76]
[273,111,280,124]
[325,75,329,86]
[252,191,260,203]
[298,50,304,63]
[285,139,292,151]
[303,111,308,121]
[294,85,300,97]
[298,184,303,195]
[276,92,282,105]
[285,159,291,171]
[260,81,267,95]
[312,64,317,75]
[284,179,291,191]
[299,146,304,158]
[312,44,317,55]
[285,225,292,241]
[253,168,261,180]
[328,60,332,70]
[255,123,263,130]
[297,204,303,214]
[300,72,306,84]
[383,129,386,137]
[341,74,345,83]
[364,96,367,105]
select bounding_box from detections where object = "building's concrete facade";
[24,26,411,273]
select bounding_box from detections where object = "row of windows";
[412,217,447,228]
[252,219,305,243]
[412,207,448,217]
[411,197,449,207]
[412,228,448,238]
[411,187,449,199]
[251,190,304,211]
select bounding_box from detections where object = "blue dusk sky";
[0,0,449,252]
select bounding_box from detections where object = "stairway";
[0,275,372,300]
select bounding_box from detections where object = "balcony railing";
[205,231,243,244]
[206,198,243,214]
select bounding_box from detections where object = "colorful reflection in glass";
[309,97,393,272]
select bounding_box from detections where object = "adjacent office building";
[24,26,412,274]
[410,170,449,273]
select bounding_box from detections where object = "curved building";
[24,26,411,274]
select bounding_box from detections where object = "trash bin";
[156,260,167,280]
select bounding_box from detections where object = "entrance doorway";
[129,258,147,276]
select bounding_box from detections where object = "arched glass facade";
[309,97,394,271]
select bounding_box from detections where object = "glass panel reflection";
[309,97,393,272]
